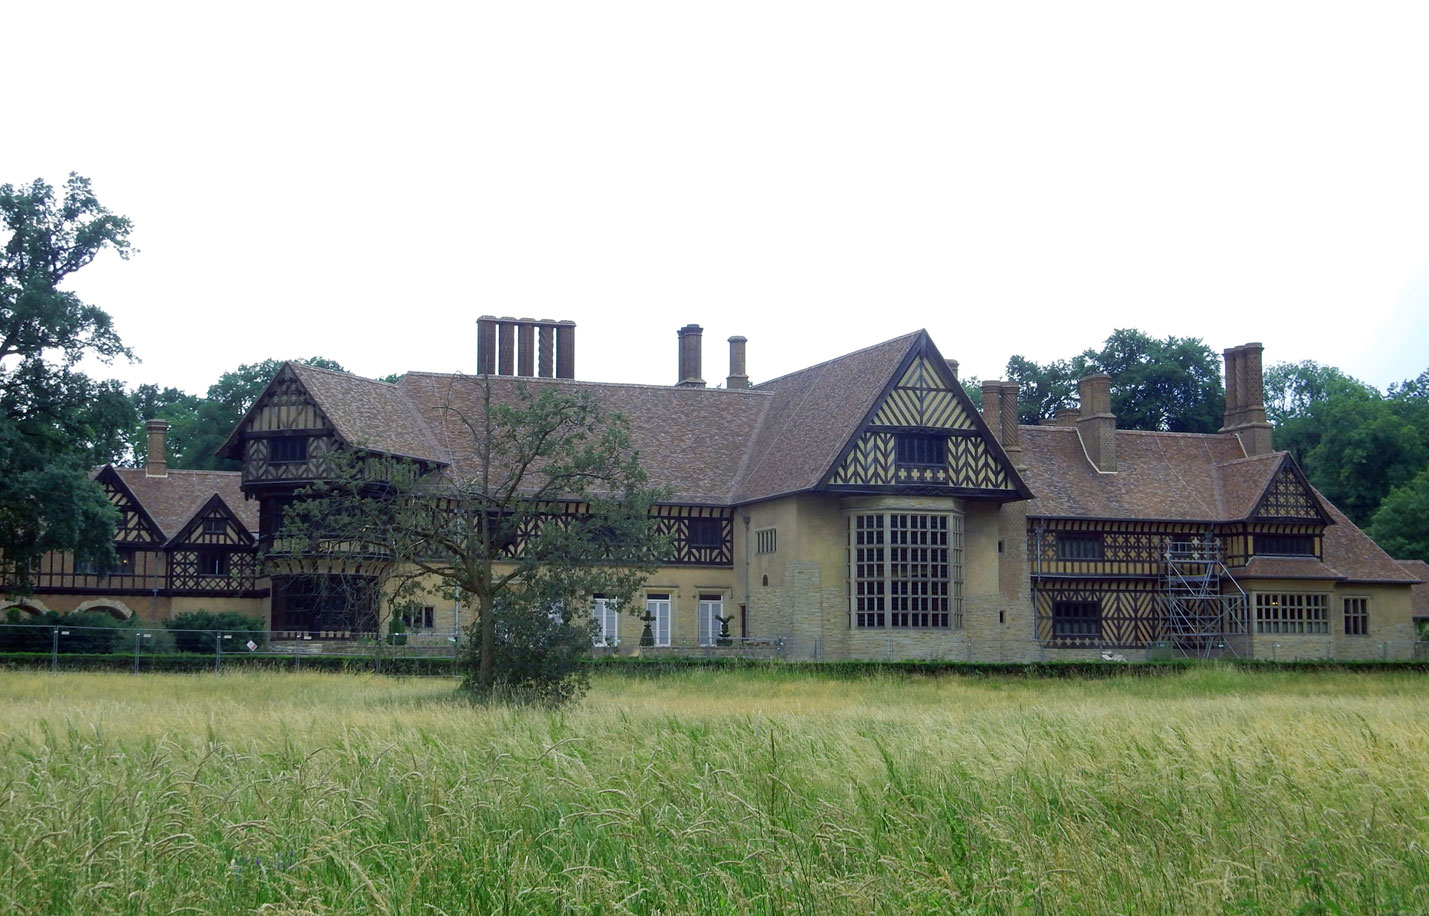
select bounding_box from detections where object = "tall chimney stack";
[555,321,576,379]
[726,336,749,389]
[478,318,576,378]
[677,324,706,388]
[145,419,169,478]
[1220,342,1273,455]
[1076,373,1117,472]
[981,380,1004,444]
[999,381,1021,454]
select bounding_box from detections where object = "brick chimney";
[145,419,169,478]
[999,381,1021,454]
[477,317,576,379]
[981,380,1004,444]
[677,324,706,387]
[1221,342,1273,456]
[726,336,749,389]
[1076,373,1117,472]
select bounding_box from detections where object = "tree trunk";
[478,594,496,689]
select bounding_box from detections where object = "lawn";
[1,667,1426,915]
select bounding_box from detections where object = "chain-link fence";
[0,622,461,675]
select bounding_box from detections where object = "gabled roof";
[398,372,769,505]
[216,363,447,464]
[1021,426,1247,520]
[107,468,256,542]
[166,493,256,547]
[731,331,920,503]
[287,363,447,464]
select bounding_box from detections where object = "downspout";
[741,514,751,637]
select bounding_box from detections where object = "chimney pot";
[1076,374,1117,472]
[677,324,706,388]
[476,316,498,375]
[1220,342,1272,455]
[726,335,749,389]
[517,319,536,376]
[145,419,170,478]
[497,318,516,376]
[981,380,1004,444]
[555,321,576,379]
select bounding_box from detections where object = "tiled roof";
[1396,560,1429,617]
[288,363,446,464]
[1317,490,1419,584]
[397,373,769,505]
[732,332,921,503]
[1228,556,1346,580]
[1021,426,1247,520]
[109,468,256,541]
[1215,453,1285,519]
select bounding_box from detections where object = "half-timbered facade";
[212,320,1418,660]
[2,421,268,623]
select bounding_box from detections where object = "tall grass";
[1,667,1426,915]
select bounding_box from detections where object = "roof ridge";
[400,371,769,396]
[752,330,922,389]
[289,362,400,387]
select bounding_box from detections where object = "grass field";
[1,667,1427,915]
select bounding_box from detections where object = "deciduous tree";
[0,174,135,582]
[283,378,669,703]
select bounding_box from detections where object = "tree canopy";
[1004,330,1222,431]
[1368,466,1429,563]
[0,174,135,582]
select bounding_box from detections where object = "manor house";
[13,320,1422,661]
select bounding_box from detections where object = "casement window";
[1254,534,1315,557]
[687,518,723,550]
[269,436,309,464]
[1054,532,1105,561]
[646,593,672,646]
[1343,597,1369,636]
[1051,600,1101,639]
[403,605,435,630]
[895,433,945,467]
[203,517,227,536]
[1254,593,1328,634]
[198,551,229,576]
[592,596,619,647]
[112,549,136,576]
[698,594,724,647]
[755,528,777,555]
[849,511,962,629]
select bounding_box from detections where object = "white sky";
[10,1,1429,398]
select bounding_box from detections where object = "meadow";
[1,667,1426,915]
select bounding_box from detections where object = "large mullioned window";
[850,511,962,629]
[1254,592,1328,635]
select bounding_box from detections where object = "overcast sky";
[10,2,1429,399]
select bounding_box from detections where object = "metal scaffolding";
[1158,538,1248,659]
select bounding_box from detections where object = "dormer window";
[895,433,944,467]
[1055,532,1105,561]
[1255,534,1315,557]
[269,437,308,464]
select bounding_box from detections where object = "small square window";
[198,551,229,576]
[755,528,777,555]
[1055,533,1104,561]
[895,433,945,466]
[687,518,723,550]
[1343,597,1369,636]
[269,437,308,464]
[1052,600,1100,638]
[203,517,227,536]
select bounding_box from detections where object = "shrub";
[166,611,268,653]
[461,602,598,706]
